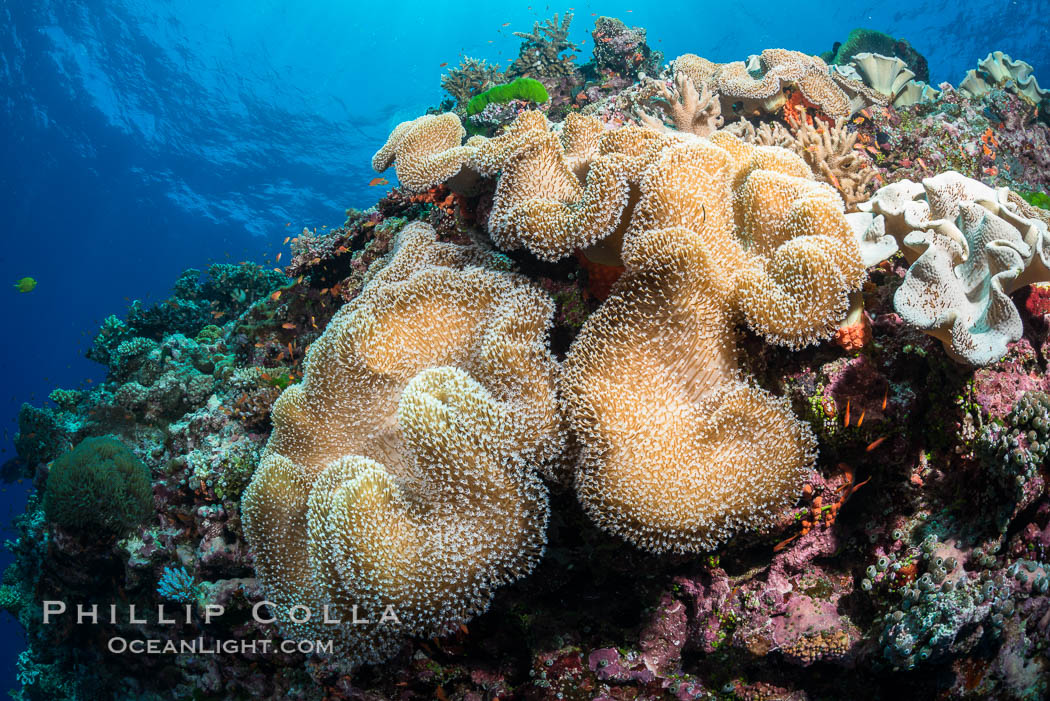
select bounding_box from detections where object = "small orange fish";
[285,222,290,227]
[276,252,282,262]
[211,311,224,318]
[439,62,447,67]
[369,177,389,187]
[866,436,888,452]
[881,388,887,410]
[254,342,265,348]
[501,22,510,26]
[857,409,866,427]
[844,400,851,427]
[271,290,282,301]
[281,323,295,329]
[311,316,317,328]
[283,236,290,244]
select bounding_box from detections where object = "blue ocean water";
[0,0,1047,692]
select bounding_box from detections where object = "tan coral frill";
[561,132,866,553]
[242,222,562,664]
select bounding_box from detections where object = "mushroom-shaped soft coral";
[562,225,817,553]
[372,113,477,192]
[242,222,562,665]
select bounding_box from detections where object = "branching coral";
[857,172,1050,365]
[508,12,581,80]
[789,108,880,210]
[441,57,505,107]
[241,222,562,664]
[730,110,879,211]
[635,72,724,137]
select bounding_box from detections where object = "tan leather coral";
[560,132,868,553]
[562,224,818,553]
[371,113,476,192]
[242,221,562,664]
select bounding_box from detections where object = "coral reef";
[675,49,879,122]
[8,14,1050,701]
[440,57,505,108]
[508,12,581,82]
[960,51,1050,107]
[824,28,930,84]
[635,72,723,136]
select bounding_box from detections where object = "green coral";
[0,583,23,614]
[43,437,153,537]
[1018,190,1050,209]
[466,77,549,115]
[827,28,929,83]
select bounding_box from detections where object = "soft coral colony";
[6,14,1050,701]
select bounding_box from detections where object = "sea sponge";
[241,222,561,664]
[859,172,1050,365]
[43,437,153,536]
[371,113,476,192]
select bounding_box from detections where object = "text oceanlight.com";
[107,638,334,655]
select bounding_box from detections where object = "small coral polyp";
[241,222,561,664]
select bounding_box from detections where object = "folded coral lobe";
[242,222,561,664]
[562,226,816,554]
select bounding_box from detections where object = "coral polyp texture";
[562,223,818,552]
[371,113,476,192]
[561,131,865,552]
[242,221,561,663]
[12,12,1050,701]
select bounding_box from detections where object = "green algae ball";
[43,437,153,536]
